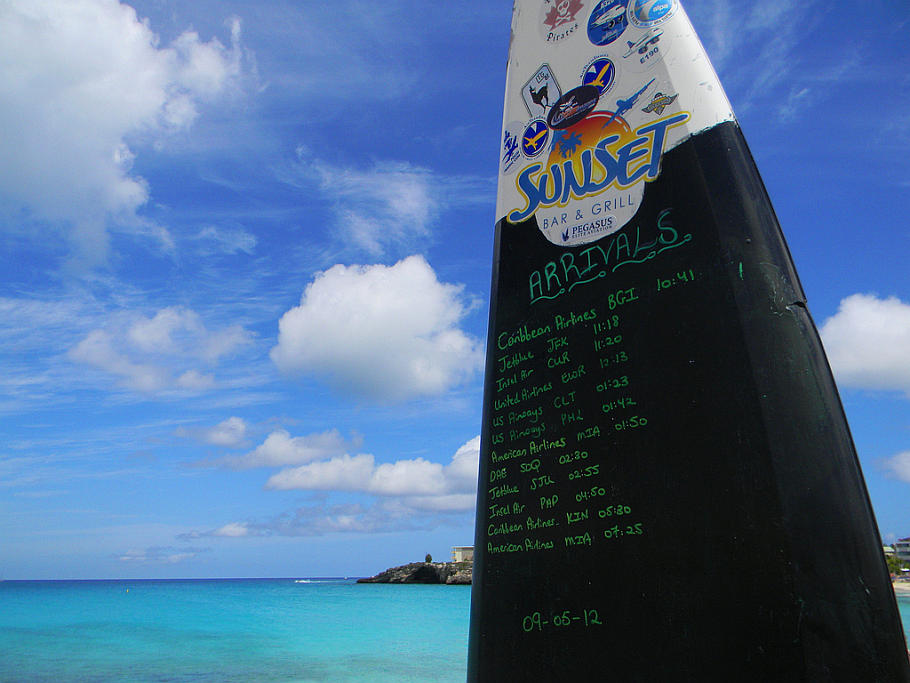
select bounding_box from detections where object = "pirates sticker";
[522,64,562,117]
[539,0,585,43]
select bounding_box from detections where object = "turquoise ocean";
[1,579,908,682]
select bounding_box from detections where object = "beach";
[893,580,910,597]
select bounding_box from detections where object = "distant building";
[894,538,910,562]
[452,546,474,563]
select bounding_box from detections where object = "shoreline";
[893,581,910,597]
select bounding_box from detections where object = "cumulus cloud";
[266,435,480,506]
[270,255,482,402]
[189,436,480,538]
[0,0,244,261]
[819,294,910,395]
[209,428,361,470]
[176,416,250,448]
[883,452,910,484]
[197,499,463,538]
[69,306,252,393]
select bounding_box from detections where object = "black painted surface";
[467,121,910,682]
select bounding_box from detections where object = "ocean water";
[0,579,470,683]
[1,580,908,682]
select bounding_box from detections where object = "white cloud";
[819,294,910,395]
[213,522,250,538]
[68,306,252,394]
[195,225,257,255]
[314,159,435,256]
[194,435,481,537]
[883,452,910,484]
[70,330,169,392]
[265,435,480,507]
[118,545,207,563]
[0,0,244,261]
[270,255,482,402]
[205,417,249,447]
[212,428,359,469]
[288,149,493,257]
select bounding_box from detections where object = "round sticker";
[521,119,550,158]
[547,85,601,130]
[627,0,677,28]
[581,57,617,95]
[587,0,628,46]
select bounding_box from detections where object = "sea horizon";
[2,577,907,682]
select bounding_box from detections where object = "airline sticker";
[522,64,562,117]
[642,91,678,115]
[627,0,677,29]
[521,120,551,158]
[581,57,617,95]
[547,85,601,129]
[587,0,628,46]
[620,26,670,71]
[501,121,526,175]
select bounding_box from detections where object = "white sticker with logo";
[497,0,733,247]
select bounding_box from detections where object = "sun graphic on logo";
[544,0,584,29]
[546,112,634,170]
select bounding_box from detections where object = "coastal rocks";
[357,562,472,585]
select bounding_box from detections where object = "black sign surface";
[468,122,910,681]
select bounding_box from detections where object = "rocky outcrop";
[357,561,472,584]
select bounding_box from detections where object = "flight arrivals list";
[480,205,703,568]
[468,185,802,679]
[469,125,910,681]
[488,293,647,555]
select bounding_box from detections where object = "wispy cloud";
[68,306,253,395]
[186,436,480,538]
[118,545,211,564]
[198,428,362,469]
[286,149,493,258]
[687,0,858,121]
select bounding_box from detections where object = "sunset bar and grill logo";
[496,0,735,246]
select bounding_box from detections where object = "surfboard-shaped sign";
[469,1,910,680]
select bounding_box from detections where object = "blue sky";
[1,0,909,580]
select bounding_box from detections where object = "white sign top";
[496,0,734,247]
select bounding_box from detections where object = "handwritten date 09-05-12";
[522,608,603,633]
